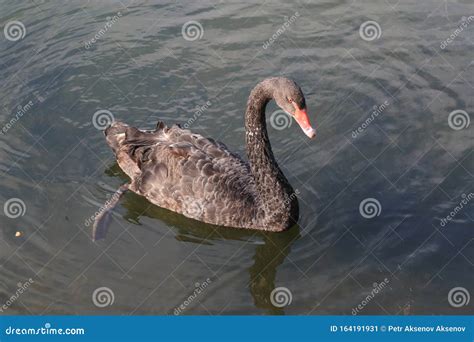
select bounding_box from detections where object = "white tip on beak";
[303,127,316,139]
[292,103,316,140]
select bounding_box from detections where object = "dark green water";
[0,1,472,315]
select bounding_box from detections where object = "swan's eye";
[287,98,294,103]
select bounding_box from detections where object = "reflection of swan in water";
[248,226,300,314]
[95,163,300,313]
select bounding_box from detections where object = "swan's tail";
[104,120,167,154]
[104,121,129,155]
[103,120,167,180]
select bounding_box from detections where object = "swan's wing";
[110,122,258,227]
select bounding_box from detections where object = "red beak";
[293,104,316,139]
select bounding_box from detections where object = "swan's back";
[105,121,261,229]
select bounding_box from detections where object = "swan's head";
[272,77,316,139]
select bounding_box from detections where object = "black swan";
[93,77,315,239]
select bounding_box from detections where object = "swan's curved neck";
[244,81,298,229]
